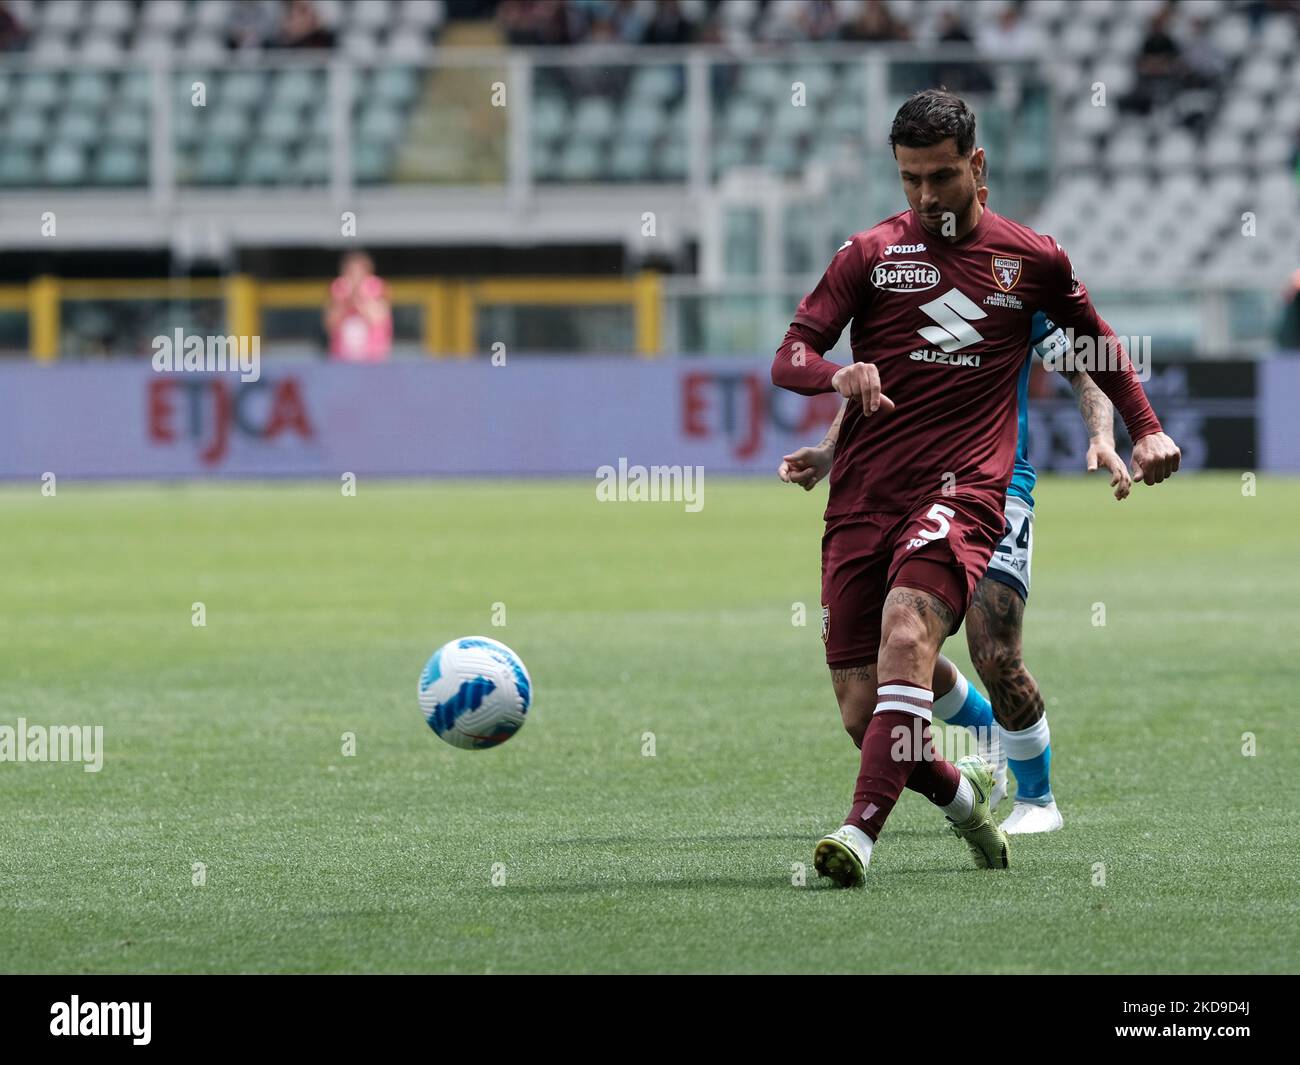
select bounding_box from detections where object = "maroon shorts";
[820,495,1003,669]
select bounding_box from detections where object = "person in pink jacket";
[325,251,392,361]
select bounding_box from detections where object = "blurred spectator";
[1182,17,1227,89]
[0,0,29,52]
[937,9,974,43]
[796,0,842,42]
[1279,270,1300,349]
[841,0,911,43]
[609,0,648,43]
[498,0,582,46]
[975,1,1035,58]
[225,0,277,51]
[643,0,691,45]
[277,0,335,49]
[1121,2,1183,116]
[325,252,392,362]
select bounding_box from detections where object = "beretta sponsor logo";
[870,260,940,292]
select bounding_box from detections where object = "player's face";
[894,140,983,235]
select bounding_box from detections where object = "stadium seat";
[0,148,39,186]
[5,110,47,146]
[105,108,150,146]
[93,145,146,185]
[572,98,616,141]
[354,141,393,183]
[295,141,332,184]
[44,143,87,185]
[372,68,421,108]
[628,65,680,105]
[90,0,134,31]
[621,100,665,142]
[609,139,651,182]
[66,71,111,111]
[558,141,602,181]
[142,0,187,31]
[247,143,292,184]
[259,108,303,144]
[195,145,238,185]
[54,111,100,146]
[220,71,268,110]
[355,105,405,145]
[16,71,60,110]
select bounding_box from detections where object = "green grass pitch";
[1,474,1297,974]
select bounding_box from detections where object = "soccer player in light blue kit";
[780,310,1132,833]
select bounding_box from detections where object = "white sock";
[942,775,975,822]
[930,669,968,721]
[1001,714,1051,759]
[840,824,874,866]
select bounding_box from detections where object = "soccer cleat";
[813,825,872,888]
[947,755,1011,869]
[1001,799,1063,835]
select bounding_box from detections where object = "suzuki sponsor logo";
[871,260,940,292]
[909,348,982,367]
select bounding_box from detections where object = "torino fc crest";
[992,255,1022,292]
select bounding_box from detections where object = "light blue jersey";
[1008,311,1069,508]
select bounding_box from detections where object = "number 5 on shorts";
[918,503,956,541]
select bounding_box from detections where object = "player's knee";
[878,611,933,665]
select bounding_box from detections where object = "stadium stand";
[0,0,1295,355]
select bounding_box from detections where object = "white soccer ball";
[418,636,532,749]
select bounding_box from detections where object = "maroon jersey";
[771,208,1162,522]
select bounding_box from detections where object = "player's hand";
[1086,439,1131,500]
[778,444,834,491]
[831,362,895,417]
[1130,432,1181,486]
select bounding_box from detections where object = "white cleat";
[1001,800,1063,835]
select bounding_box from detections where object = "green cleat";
[813,825,872,888]
[947,755,1011,870]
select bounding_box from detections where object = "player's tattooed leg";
[966,577,1044,733]
[878,586,953,687]
[830,664,876,748]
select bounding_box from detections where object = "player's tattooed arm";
[1065,370,1131,500]
[778,400,847,490]
[821,399,849,450]
[1065,369,1115,443]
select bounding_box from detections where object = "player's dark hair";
[889,89,977,157]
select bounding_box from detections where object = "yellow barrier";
[4,273,663,359]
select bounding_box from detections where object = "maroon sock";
[905,724,961,806]
[844,679,937,840]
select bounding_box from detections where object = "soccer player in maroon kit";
[771,90,1181,886]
